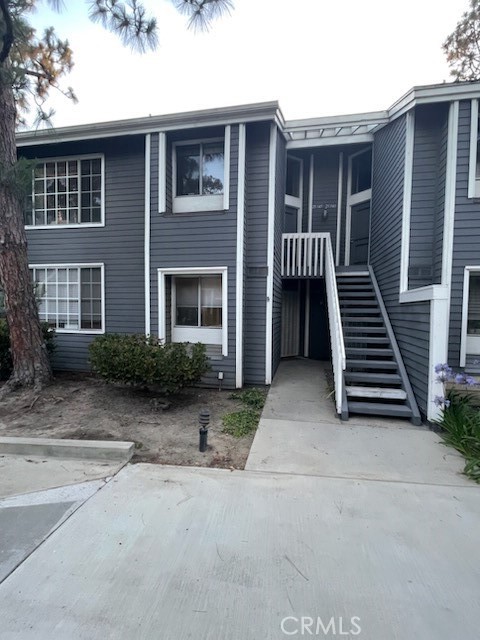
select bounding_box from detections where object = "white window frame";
[29,263,105,335]
[468,98,480,199]
[172,127,230,214]
[284,155,303,232]
[158,267,228,356]
[344,147,372,266]
[26,154,105,230]
[460,266,480,367]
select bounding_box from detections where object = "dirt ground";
[0,373,258,469]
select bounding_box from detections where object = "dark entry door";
[350,201,371,265]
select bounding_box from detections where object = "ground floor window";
[30,264,104,333]
[158,267,228,355]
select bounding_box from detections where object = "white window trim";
[344,147,372,266]
[25,153,105,230]
[460,266,480,367]
[29,262,105,335]
[468,98,479,199]
[284,155,303,232]
[157,267,228,356]
[158,132,167,215]
[171,128,230,214]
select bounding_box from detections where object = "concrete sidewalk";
[0,463,478,639]
[246,359,470,486]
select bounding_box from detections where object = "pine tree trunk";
[0,73,52,391]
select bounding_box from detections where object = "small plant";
[223,387,267,438]
[433,363,480,482]
[89,334,209,395]
[0,318,55,380]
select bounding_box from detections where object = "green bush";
[0,318,55,380]
[436,391,480,483]
[89,334,209,394]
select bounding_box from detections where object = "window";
[350,148,372,195]
[25,156,104,228]
[468,100,480,198]
[30,265,104,333]
[173,137,228,213]
[173,275,222,346]
[286,157,301,198]
[158,267,228,355]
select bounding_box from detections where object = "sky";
[28,0,469,128]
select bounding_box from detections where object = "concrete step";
[346,347,394,357]
[0,437,135,462]
[346,359,398,370]
[347,401,412,419]
[346,386,407,400]
[344,371,402,384]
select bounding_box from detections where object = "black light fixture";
[198,408,210,452]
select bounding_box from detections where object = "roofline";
[15,80,480,149]
[17,101,282,147]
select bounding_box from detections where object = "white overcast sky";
[29,0,468,127]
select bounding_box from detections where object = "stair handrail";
[324,235,346,416]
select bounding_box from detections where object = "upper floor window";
[350,148,372,195]
[173,136,228,213]
[468,100,480,198]
[25,155,104,228]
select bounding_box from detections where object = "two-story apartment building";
[15,80,480,423]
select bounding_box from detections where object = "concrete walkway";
[0,361,478,639]
[246,359,470,486]
[0,463,478,639]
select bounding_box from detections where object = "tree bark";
[0,72,52,391]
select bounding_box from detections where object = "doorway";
[345,147,372,265]
[349,200,371,265]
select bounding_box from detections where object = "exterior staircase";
[336,267,421,425]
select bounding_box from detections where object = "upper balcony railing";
[281,232,329,278]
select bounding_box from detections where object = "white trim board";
[235,123,246,388]
[157,266,228,357]
[335,151,343,267]
[265,123,277,385]
[468,99,480,199]
[460,266,480,368]
[399,110,415,294]
[158,132,166,214]
[144,133,151,336]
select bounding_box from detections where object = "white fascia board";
[17,102,280,147]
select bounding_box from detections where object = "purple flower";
[434,363,453,381]
[466,376,478,387]
[434,395,446,407]
[444,399,451,408]
[455,373,467,384]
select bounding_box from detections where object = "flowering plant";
[434,363,478,409]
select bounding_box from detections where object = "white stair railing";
[281,233,328,277]
[324,235,346,416]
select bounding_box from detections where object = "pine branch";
[0,0,14,64]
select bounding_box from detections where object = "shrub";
[89,334,209,394]
[0,318,55,380]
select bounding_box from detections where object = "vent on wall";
[247,266,268,278]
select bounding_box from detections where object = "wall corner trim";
[265,123,277,385]
[145,133,151,336]
[235,123,246,388]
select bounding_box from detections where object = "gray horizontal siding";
[149,126,239,388]
[371,115,430,415]
[244,122,270,385]
[449,100,480,367]
[22,136,146,371]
